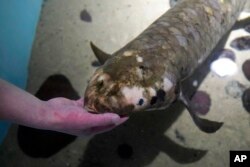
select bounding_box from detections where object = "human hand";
[43,97,128,136]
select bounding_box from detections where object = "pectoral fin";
[90,42,111,65]
[179,91,223,133]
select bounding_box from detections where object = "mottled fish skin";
[84,0,247,115]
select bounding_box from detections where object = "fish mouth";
[83,98,96,113]
[84,96,103,113]
[84,92,134,115]
[84,103,97,113]
[84,78,135,114]
[84,92,112,113]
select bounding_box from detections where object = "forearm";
[0,79,128,136]
[0,79,49,129]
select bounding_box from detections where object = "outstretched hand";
[0,79,128,136]
[45,97,128,136]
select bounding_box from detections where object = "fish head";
[84,51,178,115]
[84,67,130,115]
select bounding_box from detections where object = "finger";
[62,124,116,137]
[114,116,129,125]
[87,124,116,135]
[86,117,128,135]
[64,124,115,137]
[85,113,129,127]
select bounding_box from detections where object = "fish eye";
[137,98,144,106]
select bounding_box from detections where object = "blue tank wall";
[0,0,43,144]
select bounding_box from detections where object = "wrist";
[34,100,55,130]
[39,100,68,132]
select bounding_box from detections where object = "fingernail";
[111,115,121,125]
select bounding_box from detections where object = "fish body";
[84,0,247,115]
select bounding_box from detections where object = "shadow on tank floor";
[0,0,250,167]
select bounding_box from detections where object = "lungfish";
[84,0,249,133]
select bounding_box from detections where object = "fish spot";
[97,75,105,82]
[203,6,213,15]
[192,80,198,87]
[123,50,134,56]
[169,27,182,35]
[121,86,144,106]
[157,89,166,101]
[137,66,148,79]
[163,78,173,92]
[147,87,156,97]
[176,35,187,48]
[150,96,158,105]
[162,45,167,49]
[80,9,92,22]
[158,21,170,27]
[136,55,143,62]
[198,58,203,64]
[137,98,144,106]
[136,67,143,80]
[137,65,153,80]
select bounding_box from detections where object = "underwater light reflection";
[210,58,238,77]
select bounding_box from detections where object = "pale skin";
[0,79,128,136]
